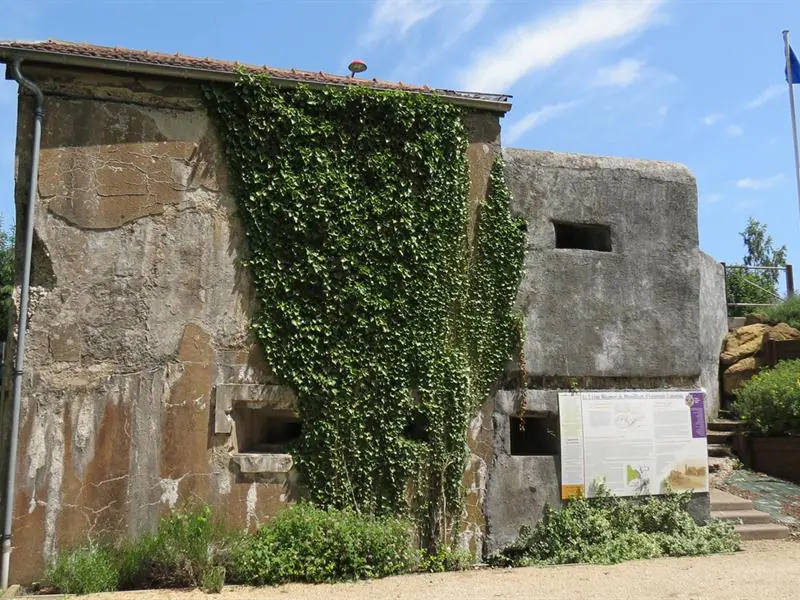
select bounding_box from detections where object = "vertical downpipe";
[1,59,44,589]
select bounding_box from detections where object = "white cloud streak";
[736,175,784,190]
[390,0,491,81]
[363,0,443,44]
[703,193,723,204]
[702,113,723,126]
[746,84,785,109]
[457,0,665,91]
[725,124,744,137]
[594,59,645,88]
[504,100,581,145]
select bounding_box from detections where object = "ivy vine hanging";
[204,73,524,549]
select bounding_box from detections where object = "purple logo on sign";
[688,392,706,438]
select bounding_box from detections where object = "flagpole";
[784,30,800,222]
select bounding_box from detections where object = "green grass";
[762,296,800,331]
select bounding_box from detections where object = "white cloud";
[746,84,785,109]
[389,0,491,81]
[363,0,443,44]
[726,124,744,137]
[736,175,784,190]
[448,0,490,44]
[457,0,665,91]
[702,113,723,126]
[504,100,581,145]
[703,193,723,204]
[594,59,645,88]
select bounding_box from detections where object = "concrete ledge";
[728,317,746,331]
[231,452,294,474]
[494,389,559,416]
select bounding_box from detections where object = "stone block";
[232,453,293,474]
[720,324,770,364]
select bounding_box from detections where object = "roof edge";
[0,46,513,114]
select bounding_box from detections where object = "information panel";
[558,391,708,499]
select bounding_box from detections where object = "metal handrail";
[721,262,795,309]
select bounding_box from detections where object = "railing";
[721,263,795,309]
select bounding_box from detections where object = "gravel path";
[76,541,800,600]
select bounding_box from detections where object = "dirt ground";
[77,541,800,600]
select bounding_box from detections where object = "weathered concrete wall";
[484,389,560,553]
[4,66,504,583]
[459,111,502,555]
[7,68,291,584]
[698,251,727,418]
[503,148,701,380]
[484,148,710,555]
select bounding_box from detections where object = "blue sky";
[0,0,799,268]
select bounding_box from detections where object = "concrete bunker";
[0,40,729,584]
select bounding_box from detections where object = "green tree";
[0,217,15,340]
[726,218,788,316]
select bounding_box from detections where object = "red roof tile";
[0,39,511,111]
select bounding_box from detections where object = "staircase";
[707,418,739,462]
[710,489,790,540]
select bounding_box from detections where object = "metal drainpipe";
[1,58,44,589]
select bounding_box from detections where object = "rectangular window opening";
[510,414,560,456]
[232,405,302,454]
[553,222,612,252]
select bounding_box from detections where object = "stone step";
[710,489,754,512]
[711,509,772,524]
[708,419,743,432]
[707,431,734,445]
[734,523,791,541]
[708,443,733,458]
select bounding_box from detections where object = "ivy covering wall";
[204,74,524,548]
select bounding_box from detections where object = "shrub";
[117,504,226,589]
[762,296,800,331]
[45,546,120,595]
[201,566,226,594]
[733,359,800,436]
[487,490,739,567]
[227,503,416,585]
[419,546,474,572]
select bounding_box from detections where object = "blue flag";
[787,45,800,84]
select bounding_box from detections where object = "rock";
[723,357,763,394]
[720,323,800,393]
[764,322,800,342]
[720,324,770,365]
[726,355,764,374]
[745,313,772,326]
